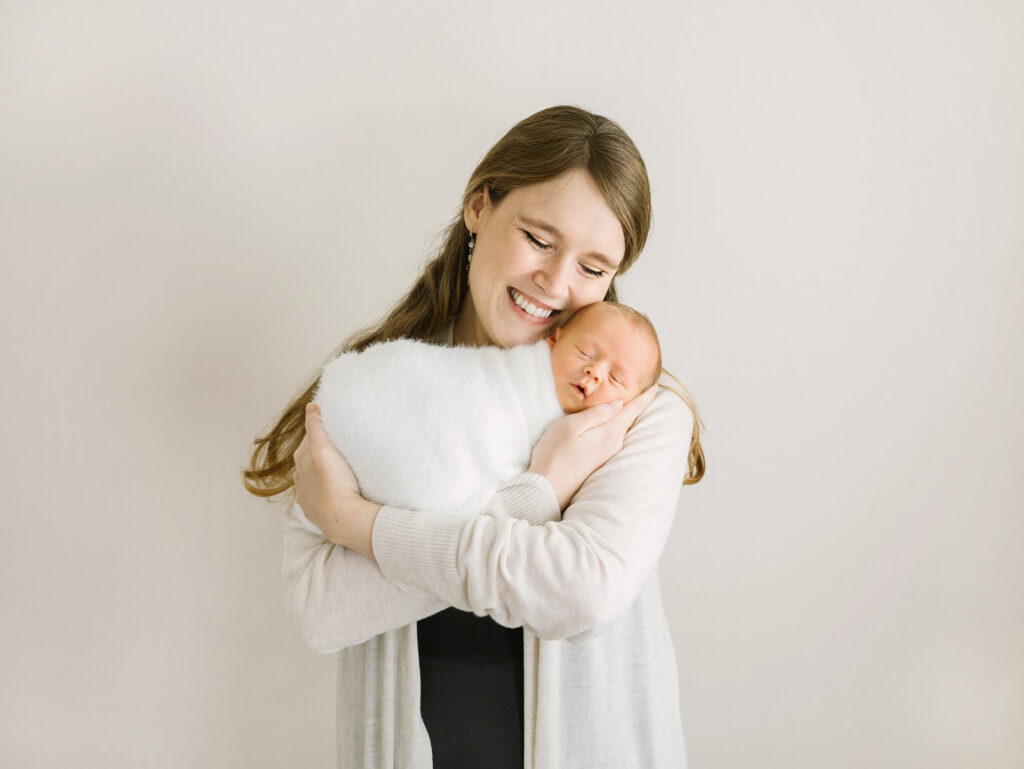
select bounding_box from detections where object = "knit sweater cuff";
[372,471,561,602]
[372,506,464,601]
[502,471,561,525]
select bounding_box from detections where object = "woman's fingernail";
[611,399,623,410]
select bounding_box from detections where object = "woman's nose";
[533,257,573,300]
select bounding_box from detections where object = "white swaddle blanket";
[311,338,564,518]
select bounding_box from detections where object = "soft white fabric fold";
[312,338,563,516]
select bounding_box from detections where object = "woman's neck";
[452,302,488,348]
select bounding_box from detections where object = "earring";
[466,234,475,270]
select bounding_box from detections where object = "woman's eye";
[581,265,605,278]
[524,231,552,250]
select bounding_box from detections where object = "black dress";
[417,607,524,769]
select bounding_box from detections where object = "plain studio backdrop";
[2,1,1021,767]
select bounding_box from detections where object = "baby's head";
[547,302,662,414]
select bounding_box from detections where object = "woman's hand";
[292,403,381,559]
[528,386,659,510]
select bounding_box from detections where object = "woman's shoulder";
[625,387,694,455]
[646,388,694,430]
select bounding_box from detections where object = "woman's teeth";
[509,288,553,319]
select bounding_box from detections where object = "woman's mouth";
[508,287,558,323]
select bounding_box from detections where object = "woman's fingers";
[569,398,624,434]
[303,402,331,448]
[610,386,659,432]
[293,406,324,491]
[293,431,308,471]
[575,386,659,436]
[300,402,362,490]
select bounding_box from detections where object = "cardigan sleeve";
[371,390,692,641]
[282,471,562,652]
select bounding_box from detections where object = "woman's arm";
[282,498,446,652]
[284,413,564,651]
[370,390,692,641]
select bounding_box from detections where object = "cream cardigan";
[282,327,691,768]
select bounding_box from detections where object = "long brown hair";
[242,105,704,496]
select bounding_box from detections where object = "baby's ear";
[546,327,560,348]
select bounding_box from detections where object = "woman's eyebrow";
[519,215,621,271]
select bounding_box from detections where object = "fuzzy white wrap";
[312,338,564,516]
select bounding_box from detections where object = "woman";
[244,105,704,768]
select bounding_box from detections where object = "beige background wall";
[2,1,1021,767]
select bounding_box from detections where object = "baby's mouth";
[572,383,586,399]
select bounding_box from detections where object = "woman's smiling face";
[455,169,626,349]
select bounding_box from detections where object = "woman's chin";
[495,321,548,348]
[511,330,548,348]
[499,293,559,345]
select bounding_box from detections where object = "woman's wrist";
[320,493,382,560]
[526,462,572,510]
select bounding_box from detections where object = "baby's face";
[547,305,659,414]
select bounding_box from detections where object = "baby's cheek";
[555,385,579,413]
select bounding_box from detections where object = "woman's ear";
[463,186,490,232]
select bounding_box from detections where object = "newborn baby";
[310,301,660,521]
[545,301,661,413]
